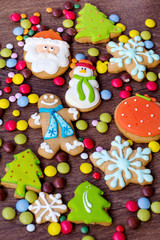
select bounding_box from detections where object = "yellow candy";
[145,19,156,28]
[96,60,108,74]
[46,7,53,13]
[129,30,140,38]
[28,94,39,104]
[21,13,27,19]
[34,12,40,17]
[12,110,20,117]
[16,120,28,131]
[118,35,129,43]
[44,166,57,177]
[148,141,160,153]
[80,163,92,174]
[48,222,61,236]
[16,35,23,41]
[0,99,10,109]
[12,74,24,85]
[127,140,133,146]
[116,23,126,31]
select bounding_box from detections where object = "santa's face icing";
[24,37,70,74]
[38,94,62,109]
[73,66,93,77]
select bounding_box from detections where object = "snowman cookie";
[114,94,160,143]
[65,59,101,112]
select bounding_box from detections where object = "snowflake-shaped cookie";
[107,36,160,82]
[90,136,153,190]
[28,192,67,224]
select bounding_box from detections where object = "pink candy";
[29,16,40,25]
[10,13,21,22]
[112,232,126,240]
[9,96,16,102]
[53,77,65,86]
[146,81,158,91]
[8,72,15,78]
[18,41,24,47]
[83,138,94,149]
[65,11,76,20]
[11,53,18,59]
[111,78,123,88]
[126,200,139,212]
[119,90,131,99]
[15,93,22,99]
[92,120,98,126]
[19,84,31,94]
[15,60,26,70]
[96,146,103,152]
[125,86,132,92]
[4,120,17,131]
[60,220,73,234]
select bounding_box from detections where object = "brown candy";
[2,141,15,153]
[20,68,32,79]
[64,2,74,10]
[42,182,54,193]
[37,25,49,32]
[65,28,76,36]
[141,185,154,197]
[0,189,7,201]
[87,56,97,65]
[61,33,72,43]
[120,72,132,83]
[53,177,66,189]
[55,151,68,162]
[52,8,62,18]
[127,216,140,229]
[99,54,111,62]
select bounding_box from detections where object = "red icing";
[116,96,160,137]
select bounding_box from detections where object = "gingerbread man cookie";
[90,136,153,191]
[28,93,84,159]
[107,36,160,82]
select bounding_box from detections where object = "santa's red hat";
[34,30,62,40]
[76,59,95,70]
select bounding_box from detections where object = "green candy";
[78,137,84,142]
[0,59,6,68]
[19,211,33,225]
[146,72,157,81]
[74,3,80,9]
[2,207,16,220]
[96,121,108,133]
[59,215,67,222]
[151,201,160,214]
[82,236,95,240]
[158,72,160,79]
[0,138,2,147]
[21,19,31,29]
[28,30,35,36]
[140,31,151,40]
[0,48,12,58]
[23,35,29,40]
[100,113,112,123]
[88,48,99,57]
[14,133,27,145]
[76,120,88,130]
[63,19,74,28]
[25,190,38,203]
[57,162,70,174]
[137,209,150,222]
[81,226,89,234]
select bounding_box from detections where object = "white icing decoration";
[68,108,79,120]
[40,142,53,153]
[28,192,67,223]
[41,99,58,106]
[66,140,84,151]
[135,108,138,111]
[151,114,154,117]
[31,112,41,125]
[44,95,48,99]
[92,136,153,189]
[50,95,54,99]
[146,104,149,107]
[82,190,92,213]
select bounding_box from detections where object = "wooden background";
[0,0,160,239]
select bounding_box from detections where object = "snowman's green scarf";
[73,74,96,103]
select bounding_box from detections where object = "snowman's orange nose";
[79,70,86,73]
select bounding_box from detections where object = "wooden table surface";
[0,0,160,239]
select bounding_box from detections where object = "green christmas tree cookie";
[1,149,43,198]
[67,181,112,226]
[75,3,122,44]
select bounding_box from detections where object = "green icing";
[1,149,43,198]
[67,181,112,224]
[74,74,96,103]
[75,3,122,43]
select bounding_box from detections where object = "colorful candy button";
[119,90,131,99]
[13,27,24,36]
[145,19,156,28]
[96,121,108,133]
[44,165,57,177]
[137,209,150,222]
[5,120,17,131]
[28,94,39,104]
[65,11,76,20]
[118,35,129,43]
[93,172,101,179]
[138,197,150,209]
[100,113,112,123]
[21,19,32,29]
[75,53,86,61]
[112,78,123,88]
[146,72,157,81]
[96,61,108,74]
[76,120,88,130]
[116,23,126,31]
[100,90,112,100]
[12,74,24,85]
[126,200,139,212]
[16,199,29,212]
[60,220,73,234]
[80,163,92,174]
[10,13,21,22]
[19,84,31,94]
[151,202,160,214]
[53,77,65,86]
[81,226,89,234]
[146,81,158,91]
[82,236,95,240]
[0,99,10,109]
[14,134,27,145]
[16,120,28,131]
[6,58,17,68]
[140,31,151,40]
[0,48,12,58]
[80,152,88,160]
[109,14,120,23]
[0,59,6,68]
[17,96,29,107]
[59,215,67,222]
[88,48,99,57]
[144,40,154,49]
[129,30,139,38]
[19,211,33,225]
[148,141,160,152]
[2,207,16,220]
[25,191,38,203]
[48,222,61,236]
[57,162,70,174]
[63,19,74,28]
[83,138,94,149]
[26,223,35,232]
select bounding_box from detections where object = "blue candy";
[17,96,29,107]
[100,90,112,100]
[138,197,150,210]
[13,27,24,36]
[144,40,154,49]
[6,58,17,68]
[109,14,120,23]
[16,199,29,212]
[75,53,86,61]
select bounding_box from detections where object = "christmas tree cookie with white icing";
[90,136,153,191]
[67,181,112,226]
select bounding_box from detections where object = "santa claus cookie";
[23,31,71,79]
[115,94,160,143]
[65,59,101,112]
[107,36,160,82]
[28,93,84,159]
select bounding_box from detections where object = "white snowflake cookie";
[90,136,153,190]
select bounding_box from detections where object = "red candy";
[10,13,21,22]
[83,138,94,149]
[116,225,124,233]
[65,11,76,20]
[63,9,68,14]
[126,200,138,212]
[53,77,65,86]
[19,84,31,94]
[119,90,131,99]
[5,120,17,131]
[125,86,132,92]
[15,60,26,70]
[31,26,37,31]
[29,16,40,24]
[5,78,12,84]
[112,232,126,240]
[60,220,73,234]
[93,172,101,180]
[146,81,158,91]
[111,78,123,88]
[4,87,11,93]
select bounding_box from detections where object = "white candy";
[26,223,35,232]
[80,152,88,160]
[6,43,13,49]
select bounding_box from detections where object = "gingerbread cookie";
[65,59,101,112]
[1,149,43,198]
[107,36,160,82]
[115,94,160,143]
[75,3,122,44]
[28,93,84,159]
[28,192,67,224]
[23,30,71,79]
[90,136,153,191]
[67,181,112,226]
